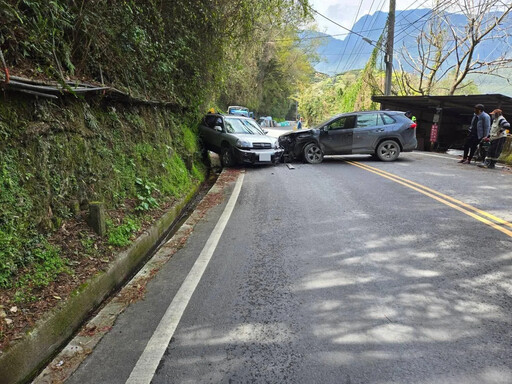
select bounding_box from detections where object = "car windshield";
[242,119,265,134]
[225,117,264,135]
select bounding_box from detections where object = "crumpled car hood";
[280,129,318,139]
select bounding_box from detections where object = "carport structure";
[372,94,512,151]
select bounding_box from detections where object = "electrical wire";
[342,0,387,73]
[333,0,366,74]
[393,0,457,43]
[303,0,511,80]
[340,0,382,73]
[300,1,378,42]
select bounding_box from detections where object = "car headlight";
[236,139,252,149]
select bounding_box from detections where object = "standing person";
[405,111,416,123]
[478,109,510,169]
[296,117,303,130]
[458,104,491,164]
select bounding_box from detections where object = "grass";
[107,216,141,247]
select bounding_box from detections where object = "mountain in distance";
[308,8,512,94]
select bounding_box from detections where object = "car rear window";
[356,113,380,128]
[380,113,396,125]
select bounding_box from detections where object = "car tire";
[303,142,324,164]
[376,140,400,161]
[221,145,235,167]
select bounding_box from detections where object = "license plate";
[259,153,271,162]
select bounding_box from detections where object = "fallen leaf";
[81,325,97,337]
[53,296,62,300]
[5,318,13,325]
[9,306,18,313]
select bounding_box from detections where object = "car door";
[318,115,356,154]
[200,115,224,153]
[352,112,387,152]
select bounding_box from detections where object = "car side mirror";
[214,125,223,132]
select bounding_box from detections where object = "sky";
[309,0,435,37]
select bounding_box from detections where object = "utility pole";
[384,0,395,95]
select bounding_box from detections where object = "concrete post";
[87,202,106,237]
[185,154,193,172]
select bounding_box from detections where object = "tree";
[216,1,316,118]
[397,0,512,95]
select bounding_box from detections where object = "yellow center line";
[349,161,512,230]
[346,160,512,239]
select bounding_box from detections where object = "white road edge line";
[125,173,245,384]
[413,152,457,160]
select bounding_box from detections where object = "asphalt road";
[66,152,512,384]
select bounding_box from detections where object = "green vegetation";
[12,238,70,303]
[0,0,314,116]
[107,216,141,247]
[0,96,205,295]
[135,178,159,212]
[298,45,384,125]
[0,0,315,301]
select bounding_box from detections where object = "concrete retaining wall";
[0,184,201,384]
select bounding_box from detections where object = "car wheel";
[303,142,324,164]
[221,145,235,167]
[376,140,400,161]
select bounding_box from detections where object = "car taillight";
[409,123,417,129]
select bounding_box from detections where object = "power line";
[341,0,382,72]
[392,0,442,37]
[342,0,387,72]
[306,0,509,77]
[334,0,367,74]
[267,17,429,44]
[393,0,457,42]
[301,1,377,42]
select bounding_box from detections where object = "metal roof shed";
[372,94,512,151]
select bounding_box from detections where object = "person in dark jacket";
[478,109,510,169]
[459,104,491,164]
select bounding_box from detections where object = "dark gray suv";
[278,111,417,163]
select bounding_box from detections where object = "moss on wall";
[0,94,206,288]
[499,136,512,165]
